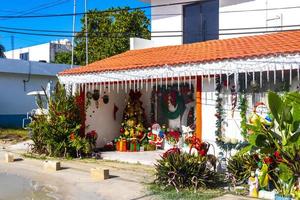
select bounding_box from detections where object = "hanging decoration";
[92,89,100,109]
[150,83,194,126]
[238,93,248,139]
[150,89,156,124]
[113,104,119,121]
[215,76,238,151]
[230,85,237,117]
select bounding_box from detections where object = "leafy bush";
[29,83,90,158]
[227,153,258,184]
[242,91,300,197]
[155,150,221,192]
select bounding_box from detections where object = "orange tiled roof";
[60,30,300,76]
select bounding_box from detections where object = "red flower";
[163,148,180,158]
[199,149,207,157]
[70,133,75,141]
[274,151,283,162]
[263,156,273,165]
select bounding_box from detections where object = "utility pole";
[71,0,76,68]
[85,0,88,65]
[11,35,14,59]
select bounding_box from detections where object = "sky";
[0,0,149,51]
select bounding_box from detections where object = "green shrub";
[155,150,221,192]
[29,83,90,158]
[227,153,257,184]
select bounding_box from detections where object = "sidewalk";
[0,147,156,200]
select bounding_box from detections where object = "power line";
[0,24,300,34]
[0,1,300,19]
[0,0,71,21]
[0,27,299,38]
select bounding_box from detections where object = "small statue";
[255,162,269,190]
[248,171,259,198]
[294,177,300,199]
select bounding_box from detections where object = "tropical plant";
[242,91,300,197]
[155,150,222,192]
[29,83,88,158]
[0,44,6,58]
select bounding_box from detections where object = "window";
[20,52,29,60]
[183,0,219,44]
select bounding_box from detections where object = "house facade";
[4,39,71,63]
[0,58,71,128]
[131,0,300,49]
[59,31,300,153]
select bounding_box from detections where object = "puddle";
[0,173,60,200]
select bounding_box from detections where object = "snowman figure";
[249,102,273,131]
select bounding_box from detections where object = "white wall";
[0,73,57,115]
[5,41,71,63]
[85,83,152,148]
[219,0,300,39]
[5,43,51,62]
[131,0,300,49]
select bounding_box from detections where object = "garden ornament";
[295,177,300,199]
[256,162,269,190]
[249,102,273,133]
[248,171,259,198]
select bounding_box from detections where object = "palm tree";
[0,44,5,58]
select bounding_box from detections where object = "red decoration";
[163,147,181,158]
[113,104,119,121]
[263,156,274,165]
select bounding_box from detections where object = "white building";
[131,0,300,49]
[0,58,71,128]
[4,39,71,63]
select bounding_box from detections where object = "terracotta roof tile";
[60,30,300,75]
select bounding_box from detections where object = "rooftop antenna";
[85,0,88,65]
[71,0,76,68]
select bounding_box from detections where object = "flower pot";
[275,194,292,200]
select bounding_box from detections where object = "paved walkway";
[212,194,258,200]
[0,142,158,200]
[100,150,163,166]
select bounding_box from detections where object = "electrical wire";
[0,1,300,19]
[0,0,71,20]
[0,26,299,38]
[1,24,300,34]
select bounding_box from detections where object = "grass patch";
[148,184,225,200]
[0,128,29,143]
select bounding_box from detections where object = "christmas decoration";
[147,123,165,149]
[230,85,237,117]
[248,102,273,132]
[113,104,119,121]
[238,93,248,139]
[115,90,147,151]
[248,171,259,198]
[215,76,238,151]
[150,83,194,126]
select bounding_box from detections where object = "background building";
[0,58,71,128]
[4,39,71,63]
[132,0,300,49]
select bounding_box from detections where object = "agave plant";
[154,152,221,192]
[227,153,257,185]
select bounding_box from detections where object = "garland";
[215,76,238,151]
[238,93,248,139]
